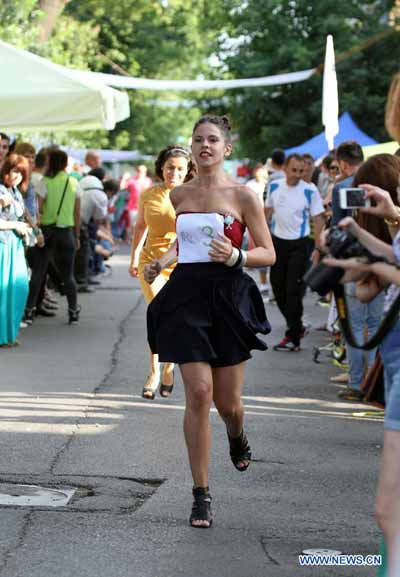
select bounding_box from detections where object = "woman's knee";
[215,398,242,421]
[375,490,400,534]
[187,380,213,411]
[376,493,392,532]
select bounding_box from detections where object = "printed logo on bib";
[201,226,215,246]
[177,213,224,263]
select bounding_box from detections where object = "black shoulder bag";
[42,177,70,245]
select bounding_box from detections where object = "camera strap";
[333,283,400,350]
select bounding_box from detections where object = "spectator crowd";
[0,132,153,345]
[2,124,400,572]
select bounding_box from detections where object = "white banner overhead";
[69,68,317,91]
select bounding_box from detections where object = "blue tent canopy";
[285,112,378,158]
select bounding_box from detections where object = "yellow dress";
[138,185,176,303]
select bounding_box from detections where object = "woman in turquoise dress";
[0,154,30,346]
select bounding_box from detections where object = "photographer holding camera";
[321,183,400,577]
[314,154,399,400]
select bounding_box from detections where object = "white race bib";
[177,213,224,263]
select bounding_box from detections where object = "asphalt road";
[0,250,384,577]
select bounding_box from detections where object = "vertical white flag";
[322,35,339,150]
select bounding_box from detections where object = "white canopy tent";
[0,40,130,132]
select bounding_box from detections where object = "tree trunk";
[38,0,70,42]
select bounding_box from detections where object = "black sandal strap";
[190,487,213,528]
[228,430,252,472]
[159,383,174,397]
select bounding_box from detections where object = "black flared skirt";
[147,263,271,367]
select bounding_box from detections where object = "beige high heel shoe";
[142,373,159,400]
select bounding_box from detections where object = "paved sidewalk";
[0,251,383,576]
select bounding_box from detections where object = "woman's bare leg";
[375,430,400,576]
[180,362,213,490]
[213,362,249,468]
[180,362,214,527]
[142,348,160,397]
[161,362,175,386]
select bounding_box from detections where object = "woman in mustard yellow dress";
[129,145,193,399]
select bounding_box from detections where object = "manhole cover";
[0,484,76,507]
[302,549,342,555]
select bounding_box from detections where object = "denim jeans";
[380,318,400,431]
[345,285,385,391]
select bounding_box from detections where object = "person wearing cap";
[75,174,108,293]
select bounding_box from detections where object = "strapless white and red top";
[176,212,245,263]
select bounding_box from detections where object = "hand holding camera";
[355,183,400,222]
[304,219,383,295]
[339,187,371,209]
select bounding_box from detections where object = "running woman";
[144,115,276,527]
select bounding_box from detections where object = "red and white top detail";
[176,212,245,263]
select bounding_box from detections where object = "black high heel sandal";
[189,487,213,528]
[160,367,174,398]
[228,430,252,472]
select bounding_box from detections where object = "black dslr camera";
[304,226,378,296]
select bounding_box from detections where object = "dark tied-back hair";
[46,149,68,178]
[155,144,193,181]
[336,141,364,166]
[35,148,48,170]
[354,153,400,244]
[0,153,30,193]
[271,148,285,166]
[193,114,232,143]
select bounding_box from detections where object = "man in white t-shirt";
[265,153,325,351]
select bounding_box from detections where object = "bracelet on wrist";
[239,249,247,267]
[384,208,400,226]
[384,217,400,226]
[225,247,240,267]
[225,247,247,268]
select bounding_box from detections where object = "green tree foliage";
[220,0,400,159]
[2,0,399,158]
[0,0,41,46]
[64,0,229,153]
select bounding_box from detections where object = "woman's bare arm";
[143,240,177,284]
[129,202,147,274]
[334,218,395,262]
[240,187,276,267]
